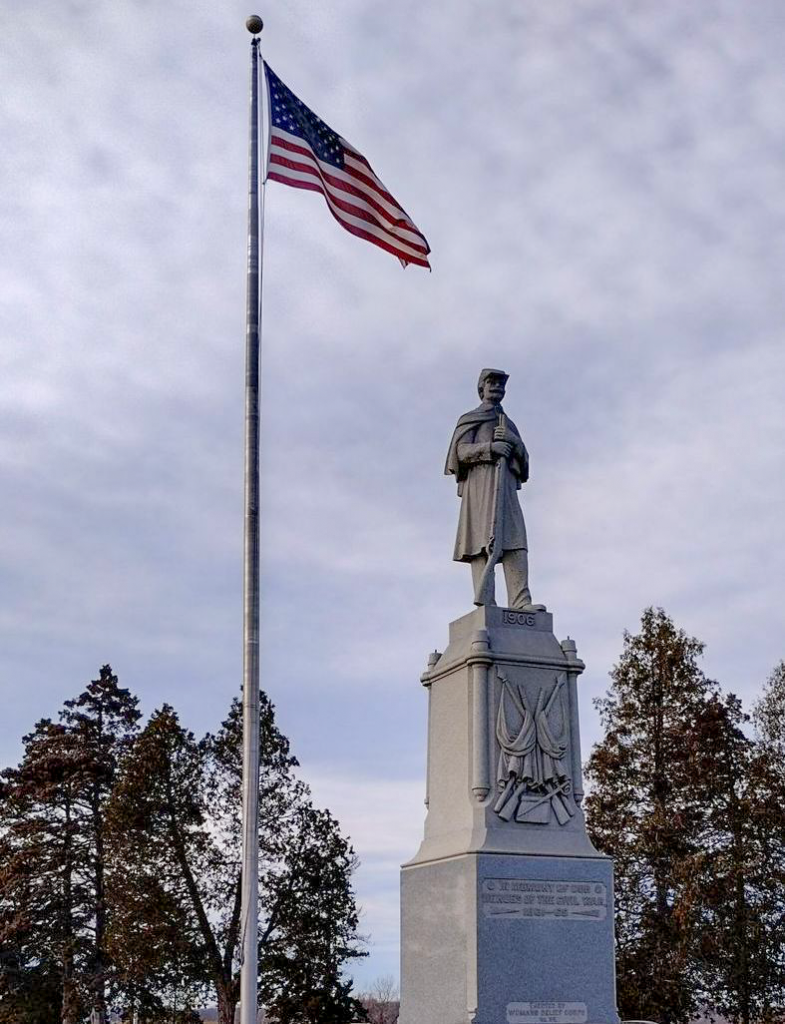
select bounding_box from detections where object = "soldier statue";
[445,368,544,612]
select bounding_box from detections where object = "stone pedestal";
[400,606,619,1024]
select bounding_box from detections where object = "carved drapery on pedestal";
[493,673,577,826]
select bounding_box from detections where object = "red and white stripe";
[266,125,431,269]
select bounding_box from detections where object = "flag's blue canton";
[266,65,344,170]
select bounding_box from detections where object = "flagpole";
[241,14,264,1024]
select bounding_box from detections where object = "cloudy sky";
[4,0,785,990]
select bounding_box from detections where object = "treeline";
[0,667,367,1024]
[586,607,785,1024]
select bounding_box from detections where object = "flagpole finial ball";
[246,15,263,34]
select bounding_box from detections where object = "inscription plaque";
[507,1002,588,1024]
[482,879,607,920]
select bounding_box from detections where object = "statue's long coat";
[445,402,529,562]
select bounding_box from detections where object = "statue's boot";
[502,551,545,611]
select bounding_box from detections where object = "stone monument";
[399,370,619,1024]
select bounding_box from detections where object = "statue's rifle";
[474,411,508,607]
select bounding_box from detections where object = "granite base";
[400,851,618,1024]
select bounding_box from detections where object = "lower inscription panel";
[507,1001,588,1024]
[482,879,607,920]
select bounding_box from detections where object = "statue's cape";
[444,403,528,493]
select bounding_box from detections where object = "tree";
[359,974,399,1024]
[105,705,225,1020]
[0,666,140,1024]
[739,660,785,1021]
[0,815,63,1024]
[688,661,785,1024]
[688,691,779,1024]
[584,608,720,1024]
[752,661,785,756]
[107,691,367,1024]
[107,861,206,1023]
[0,719,86,1024]
[260,802,368,1023]
[59,665,141,1021]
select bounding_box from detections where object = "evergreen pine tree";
[60,665,141,1021]
[107,691,367,1024]
[105,704,214,1020]
[752,661,785,755]
[0,665,140,1024]
[694,689,785,1024]
[0,718,92,1024]
[0,768,70,1024]
[584,608,719,1024]
[259,803,368,1023]
[743,660,785,1019]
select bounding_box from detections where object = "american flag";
[264,63,431,269]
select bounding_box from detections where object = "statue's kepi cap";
[478,367,509,388]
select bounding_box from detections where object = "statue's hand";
[494,426,517,445]
[491,441,513,460]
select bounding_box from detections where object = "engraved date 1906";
[502,610,536,627]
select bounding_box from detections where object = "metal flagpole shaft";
[241,15,264,1024]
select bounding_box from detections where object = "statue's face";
[481,376,506,404]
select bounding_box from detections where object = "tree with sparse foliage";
[106,691,367,1024]
[359,974,399,1024]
